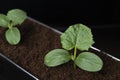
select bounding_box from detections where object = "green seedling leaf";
[75,52,103,72]
[44,49,71,67]
[61,24,94,51]
[5,27,21,45]
[0,14,9,27]
[7,9,27,26]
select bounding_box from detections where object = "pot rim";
[0,52,39,80]
[28,17,120,62]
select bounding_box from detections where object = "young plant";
[0,9,27,45]
[44,24,103,72]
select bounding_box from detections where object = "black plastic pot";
[0,18,120,80]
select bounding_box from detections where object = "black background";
[0,0,120,60]
[0,0,120,26]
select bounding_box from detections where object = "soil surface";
[0,18,120,80]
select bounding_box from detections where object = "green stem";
[73,46,77,69]
[8,23,13,29]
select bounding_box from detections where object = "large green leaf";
[7,9,27,26]
[75,52,103,72]
[5,27,21,45]
[60,24,94,51]
[0,14,9,27]
[44,49,71,67]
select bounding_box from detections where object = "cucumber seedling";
[0,9,27,45]
[44,24,103,72]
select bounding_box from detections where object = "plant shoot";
[44,24,103,72]
[0,9,27,45]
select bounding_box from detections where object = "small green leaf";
[5,27,21,45]
[75,52,103,72]
[7,9,27,26]
[0,14,9,27]
[44,49,71,67]
[60,24,94,51]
